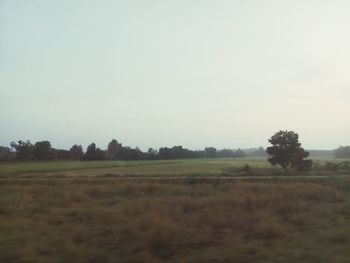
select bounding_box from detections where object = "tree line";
[0,138,348,162]
[334,146,350,159]
[0,139,247,162]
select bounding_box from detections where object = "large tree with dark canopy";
[34,141,53,161]
[83,143,106,161]
[10,140,34,161]
[107,139,122,160]
[69,144,84,160]
[266,130,312,171]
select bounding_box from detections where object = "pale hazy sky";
[1,0,349,150]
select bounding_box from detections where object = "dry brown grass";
[0,178,350,262]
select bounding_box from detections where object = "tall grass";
[1,178,350,262]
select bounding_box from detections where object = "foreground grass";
[1,178,350,262]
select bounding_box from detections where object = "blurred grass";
[0,178,350,262]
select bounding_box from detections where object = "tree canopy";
[266,130,312,171]
[1,138,247,162]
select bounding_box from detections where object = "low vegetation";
[1,158,350,178]
[0,159,269,178]
[1,178,350,262]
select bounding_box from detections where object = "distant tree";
[10,140,34,161]
[69,144,84,160]
[334,146,350,159]
[121,146,144,160]
[107,139,122,160]
[147,148,158,160]
[217,149,234,158]
[246,147,267,157]
[171,146,185,159]
[158,147,171,159]
[95,148,106,160]
[34,141,53,161]
[0,146,14,161]
[217,149,246,158]
[53,149,70,160]
[84,143,97,160]
[234,149,246,158]
[157,146,188,159]
[266,130,312,171]
[83,143,105,160]
[205,147,217,158]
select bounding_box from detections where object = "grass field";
[0,158,274,178]
[0,158,349,178]
[1,178,350,262]
[1,158,350,262]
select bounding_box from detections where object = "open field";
[0,159,274,178]
[0,158,349,178]
[1,178,350,262]
[1,158,350,262]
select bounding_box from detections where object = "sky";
[1,0,349,150]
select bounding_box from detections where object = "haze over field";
[1,0,349,150]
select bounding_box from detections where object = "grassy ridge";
[1,178,350,262]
